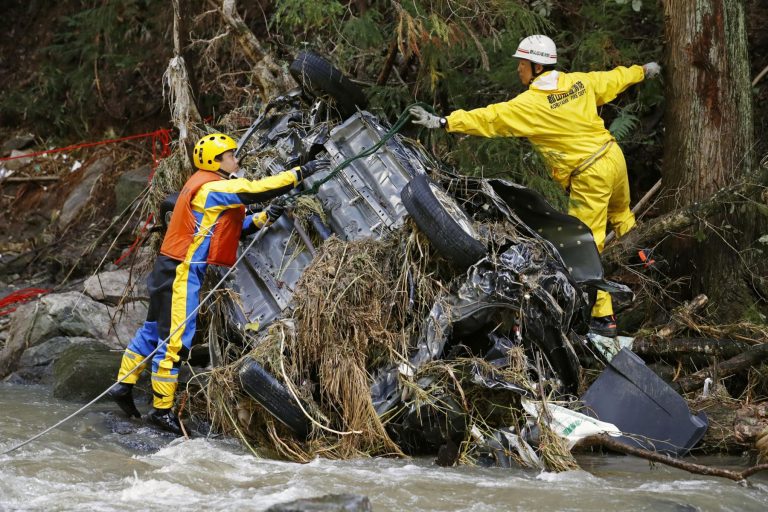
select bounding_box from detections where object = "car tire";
[239,357,311,438]
[289,51,367,118]
[159,192,178,231]
[401,174,486,269]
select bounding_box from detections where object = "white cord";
[1,224,271,456]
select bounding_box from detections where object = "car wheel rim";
[428,183,478,239]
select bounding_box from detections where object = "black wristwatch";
[439,117,447,129]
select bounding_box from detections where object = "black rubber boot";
[107,383,141,418]
[147,407,184,436]
[589,315,617,338]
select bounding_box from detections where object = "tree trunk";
[220,0,293,100]
[662,1,765,321]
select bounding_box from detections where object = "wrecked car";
[202,52,643,458]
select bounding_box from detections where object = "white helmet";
[513,35,557,65]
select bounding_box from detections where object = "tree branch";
[672,343,768,393]
[578,434,768,483]
[632,336,751,358]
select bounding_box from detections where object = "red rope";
[115,128,172,266]
[0,288,50,316]
[0,127,174,268]
[0,129,173,162]
[149,128,173,179]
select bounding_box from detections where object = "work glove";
[409,106,444,130]
[296,159,331,181]
[264,203,285,224]
[642,62,661,79]
[242,204,286,237]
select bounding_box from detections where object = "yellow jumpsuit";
[446,65,645,318]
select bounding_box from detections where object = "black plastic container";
[581,348,708,456]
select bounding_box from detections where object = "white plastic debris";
[522,398,622,449]
[499,428,543,469]
[71,160,82,172]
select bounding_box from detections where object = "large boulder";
[84,268,149,305]
[114,164,151,215]
[107,299,148,347]
[53,343,122,401]
[0,291,146,379]
[15,336,99,384]
[57,156,113,227]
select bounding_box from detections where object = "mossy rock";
[53,342,121,402]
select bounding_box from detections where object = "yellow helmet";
[193,133,238,171]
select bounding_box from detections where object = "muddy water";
[1,383,767,512]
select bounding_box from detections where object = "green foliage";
[608,108,640,141]
[445,134,568,211]
[0,0,166,136]
[740,303,768,325]
[342,11,385,49]
[1,0,665,204]
[272,0,345,34]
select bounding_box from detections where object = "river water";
[1,383,767,512]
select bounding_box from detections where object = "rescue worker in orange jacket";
[108,133,328,434]
[410,35,661,338]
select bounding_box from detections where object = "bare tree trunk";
[661,0,766,320]
[169,0,203,169]
[220,0,293,100]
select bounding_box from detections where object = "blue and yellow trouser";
[567,143,636,318]
[116,254,207,409]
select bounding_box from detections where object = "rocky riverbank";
[1,127,767,475]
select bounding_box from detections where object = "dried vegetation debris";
[196,217,592,470]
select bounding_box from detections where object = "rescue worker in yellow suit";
[108,133,329,434]
[410,35,661,338]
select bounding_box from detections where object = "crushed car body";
[200,51,705,464]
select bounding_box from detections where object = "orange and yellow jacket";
[160,169,298,267]
[445,65,645,187]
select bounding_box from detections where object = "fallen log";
[632,337,750,358]
[693,398,768,454]
[577,433,768,483]
[1,176,59,183]
[601,178,762,273]
[672,343,768,394]
[655,294,708,338]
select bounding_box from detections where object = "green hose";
[297,102,432,197]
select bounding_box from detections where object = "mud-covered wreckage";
[195,52,707,465]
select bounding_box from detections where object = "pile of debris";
[2,52,767,478]
[175,53,767,473]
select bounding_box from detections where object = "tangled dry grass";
[194,220,591,471]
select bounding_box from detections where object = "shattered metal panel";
[305,112,421,240]
[227,112,430,329]
[371,238,587,416]
[227,214,314,328]
[486,179,602,284]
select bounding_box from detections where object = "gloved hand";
[642,62,661,79]
[296,159,331,181]
[264,203,285,223]
[409,106,444,130]
[244,203,286,236]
